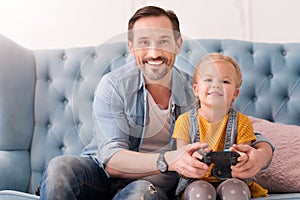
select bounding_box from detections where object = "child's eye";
[222,80,230,84]
[204,78,213,82]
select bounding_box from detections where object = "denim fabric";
[40,156,115,200]
[112,180,168,200]
[40,155,175,199]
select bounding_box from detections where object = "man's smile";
[146,60,164,65]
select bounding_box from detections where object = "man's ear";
[128,41,134,54]
[175,36,183,54]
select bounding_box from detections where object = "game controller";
[200,151,240,166]
[199,151,240,180]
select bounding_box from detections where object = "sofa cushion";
[249,116,300,193]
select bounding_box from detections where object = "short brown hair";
[128,6,181,41]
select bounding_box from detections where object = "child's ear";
[193,83,198,95]
[233,88,240,100]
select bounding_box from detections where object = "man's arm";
[105,150,159,178]
[106,142,210,179]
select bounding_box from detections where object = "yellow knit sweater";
[172,111,268,198]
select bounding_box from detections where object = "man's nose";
[147,46,162,59]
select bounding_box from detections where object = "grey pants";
[183,178,251,200]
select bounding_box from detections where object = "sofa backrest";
[0,33,300,194]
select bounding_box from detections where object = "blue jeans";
[40,155,169,200]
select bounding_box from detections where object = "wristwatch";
[157,152,168,173]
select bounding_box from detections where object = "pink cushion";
[249,116,300,193]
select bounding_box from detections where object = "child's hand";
[233,148,249,166]
[230,144,258,179]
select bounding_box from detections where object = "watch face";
[158,160,168,172]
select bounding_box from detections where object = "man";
[40,6,273,200]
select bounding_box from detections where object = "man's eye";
[160,39,169,45]
[222,80,230,84]
[138,40,149,47]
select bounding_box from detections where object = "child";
[172,53,268,199]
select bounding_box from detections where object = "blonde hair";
[193,53,242,88]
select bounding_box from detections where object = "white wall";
[1,0,299,49]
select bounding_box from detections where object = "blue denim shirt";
[81,61,195,166]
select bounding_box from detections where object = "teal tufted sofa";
[0,33,299,199]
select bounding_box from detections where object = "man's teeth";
[147,60,163,65]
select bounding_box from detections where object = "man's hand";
[230,142,272,179]
[165,142,210,179]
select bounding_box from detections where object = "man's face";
[128,16,182,81]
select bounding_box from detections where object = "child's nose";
[211,81,221,88]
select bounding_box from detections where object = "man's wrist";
[164,151,175,172]
[157,152,168,173]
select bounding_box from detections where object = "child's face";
[193,60,240,110]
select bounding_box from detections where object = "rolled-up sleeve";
[93,74,131,164]
[252,132,275,169]
[252,132,275,152]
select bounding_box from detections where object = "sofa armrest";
[0,34,35,192]
[0,151,30,192]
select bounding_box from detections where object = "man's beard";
[141,66,171,81]
[140,57,171,81]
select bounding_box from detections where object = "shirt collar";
[137,66,194,107]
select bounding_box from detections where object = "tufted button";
[77,122,82,127]
[47,123,52,129]
[281,50,287,56]
[61,146,66,152]
[252,96,257,101]
[218,50,223,54]
[47,78,52,83]
[250,48,254,55]
[77,76,84,82]
[63,98,68,105]
[91,53,97,59]
[186,49,192,55]
[268,74,273,79]
[285,96,290,101]
[62,54,67,60]
[123,53,129,58]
